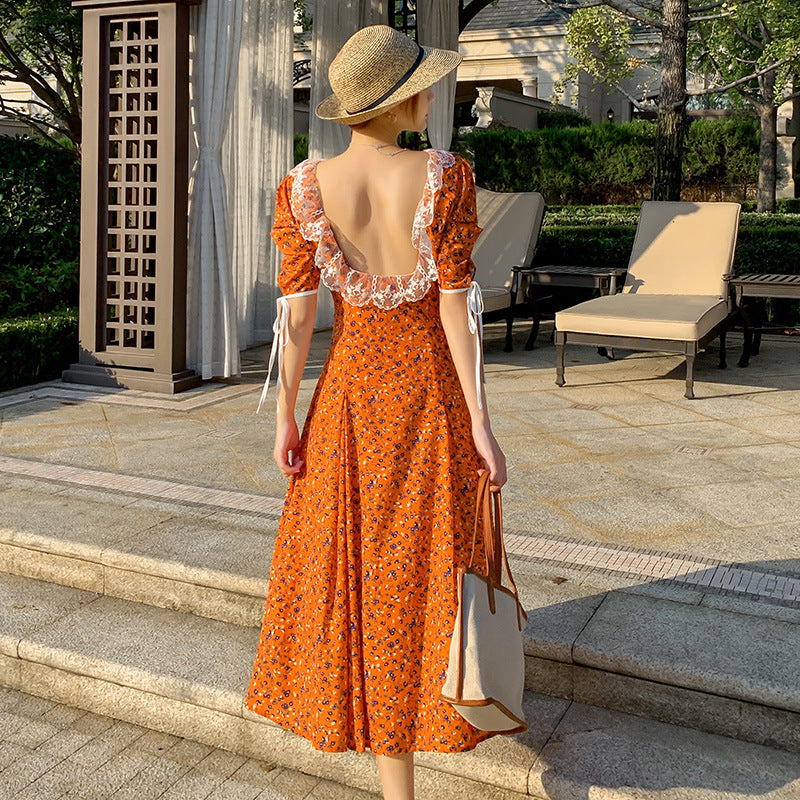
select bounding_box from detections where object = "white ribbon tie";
[256,295,290,415]
[466,281,485,410]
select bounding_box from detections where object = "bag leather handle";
[467,472,525,629]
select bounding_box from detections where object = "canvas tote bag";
[440,471,528,733]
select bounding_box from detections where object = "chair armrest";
[509,265,526,302]
[723,275,736,312]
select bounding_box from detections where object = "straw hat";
[315,25,462,125]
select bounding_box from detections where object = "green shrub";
[0,259,79,319]
[536,223,635,269]
[0,136,80,266]
[682,117,759,201]
[535,209,800,277]
[742,198,800,214]
[0,309,78,391]
[537,110,592,129]
[735,222,800,275]
[777,199,800,214]
[294,133,309,165]
[0,135,80,317]
[457,117,761,204]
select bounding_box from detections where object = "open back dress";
[245,149,493,756]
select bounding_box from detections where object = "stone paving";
[1,321,798,580]
[0,685,377,800]
[1,321,800,797]
[2,450,798,608]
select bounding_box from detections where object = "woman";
[245,25,508,800]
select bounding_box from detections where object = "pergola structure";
[391,0,497,32]
[62,0,496,393]
[292,0,495,87]
[64,0,201,393]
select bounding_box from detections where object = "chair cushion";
[481,286,512,314]
[474,188,546,288]
[556,294,729,341]
[623,201,740,297]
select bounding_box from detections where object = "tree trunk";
[756,69,777,213]
[653,0,688,201]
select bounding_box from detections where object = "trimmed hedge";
[0,309,78,391]
[455,118,762,205]
[0,259,79,320]
[537,212,800,276]
[537,110,592,129]
[535,210,800,325]
[743,198,800,214]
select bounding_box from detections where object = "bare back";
[314,148,430,277]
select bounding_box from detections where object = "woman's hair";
[347,92,422,131]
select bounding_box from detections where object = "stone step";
[0,477,275,628]
[2,476,800,754]
[1,572,799,800]
[0,685,378,800]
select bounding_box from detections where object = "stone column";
[521,76,538,98]
[777,97,797,200]
[63,0,201,393]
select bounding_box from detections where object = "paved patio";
[1,321,800,798]
[2,320,798,574]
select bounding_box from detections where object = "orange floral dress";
[245,149,494,756]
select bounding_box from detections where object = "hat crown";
[328,26,422,115]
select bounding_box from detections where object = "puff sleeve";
[431,154,487,410]
[271,171,320,296]
[257,171,319,415]
[430,155,483,291]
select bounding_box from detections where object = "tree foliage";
[692,0,800,210]
[0,0,82,152]
[692,0,800,98]
[555,6,647,106]
[551,0,800,206]
[293,0,313,47]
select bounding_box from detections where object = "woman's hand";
[274,415,304,477]
[471,421,507,492]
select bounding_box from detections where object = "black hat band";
[346,44,425,116]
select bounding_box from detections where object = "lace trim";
[288,150,456,309]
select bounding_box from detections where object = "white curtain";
[307,0,384,328]
[308,0,385,161]
[222,0,293,346]
[187,0,243,379]
[418,0,459,150]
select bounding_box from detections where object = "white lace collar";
[288,149,456,309]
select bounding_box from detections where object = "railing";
[293,59,311,86]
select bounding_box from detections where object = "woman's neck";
[348,118,402,152]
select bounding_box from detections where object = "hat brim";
[315,46,462,125]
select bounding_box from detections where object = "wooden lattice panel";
[67,0,198,392]
[390,0,417,38]
[105,15,159,352]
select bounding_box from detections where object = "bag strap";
[467,472,525,631]
[467,471,491,572]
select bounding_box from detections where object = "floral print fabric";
[245,149,493,755]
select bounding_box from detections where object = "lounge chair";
[554,201,741,398]
[473,186,546,351]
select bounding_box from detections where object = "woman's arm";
[439,289,507,491]
[273,292,318,477]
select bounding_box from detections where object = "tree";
[692,0,800,211]
[0,0,82,152]
[550,0,701,200]
[549,0,797,203]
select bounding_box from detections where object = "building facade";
[0,78,50,137]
